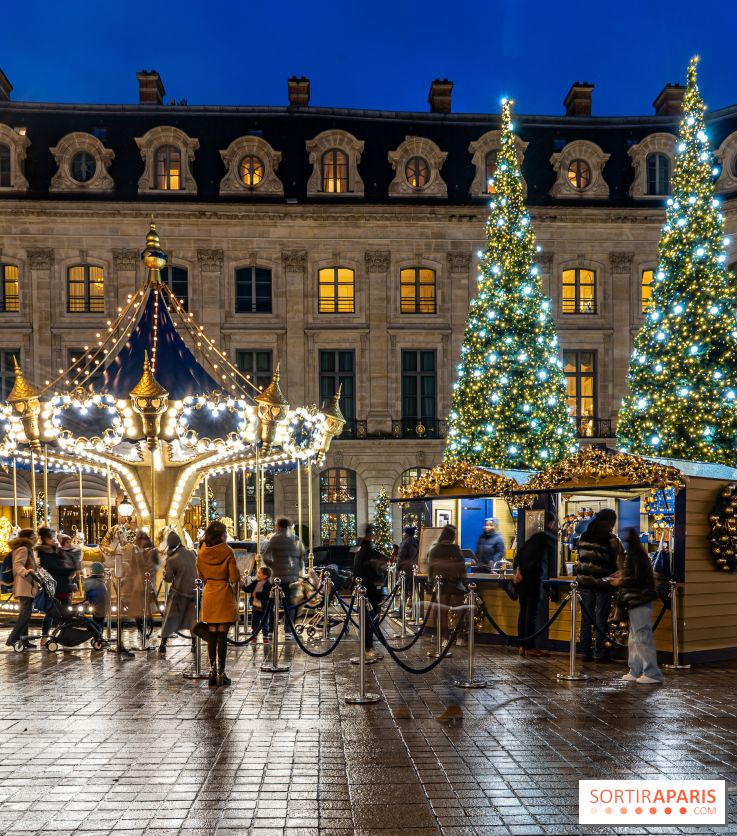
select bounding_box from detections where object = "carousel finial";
[319,382,346,457]
[255,363,290,450]
[130,352,167,399]
[8,356,40,403]
[8,356,42,449]
[141,221,167,282]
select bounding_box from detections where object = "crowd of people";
[1,507,663,687]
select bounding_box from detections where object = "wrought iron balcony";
[562,299,598,315]
[392,418,447,440]
[332,419,368,440]
[575,417,613,438]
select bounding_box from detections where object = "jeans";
[579,587,612,659]
[7,597,34,645]
[517,590,540,650]
[628,602,663,681]
[251,606,271,637]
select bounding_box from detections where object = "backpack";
[650,540,672,609]
[0,551,14,592]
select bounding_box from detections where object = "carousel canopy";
[0,472,30,504]
[55,473,111,507]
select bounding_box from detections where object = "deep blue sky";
[2,0,735,116]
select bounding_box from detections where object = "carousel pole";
[43,444,49,528]
[150,446,157,541]
[78,467,84,543]
[12,456,18,528]
[30,450,37,529]
[241,467,247,540]
[255,447,261,567]
[307,458,314,573]
[106,463,112,532]
[297,458,303,550]
[231,468,237,537]
[203,474,209,527]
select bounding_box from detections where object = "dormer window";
[405,156,430,189]
[0,145,9,187]
[550,140,610,199]
[388,137,447,198]
[485,151,498,194]
[627,133,676,199]
[469,130,528,198]
[646,153,670,195]
[71,152,96,183]
[239,155,264,187]
[135,126,198,195]
[50,132,114,193]
[322,149,349,193]
[219,136,283,195]
[0,123,30,193]
[567,159,591,191]
[306,131,364,198]
[156,146,181,190]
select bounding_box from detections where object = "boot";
[158,637,167,654]
[208,664,218,687]
[217,669,231,687]
[191,637,197,654]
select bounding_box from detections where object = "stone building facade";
[1,68,736,543]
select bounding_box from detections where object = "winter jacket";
[197,542,240,623]
[123,545,159,617]
[36,544,75,597]
[163,545,197,600]
[428,541,467,590]
[576,528,622,588]
[396,535,419,576]
[352,540,387,604]
[475,532,506,568]
[513,531,554,594]
[10,537,37,599]
[616,546,658,611]
[262,532,301,584]
[244,578,272,610]
[84,575,108,618]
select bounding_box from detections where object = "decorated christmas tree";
[372,486,393,556]
[617,58,737,464]
[445,99,576,469]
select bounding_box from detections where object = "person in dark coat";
[6,530,39,649]
[262,517,302,636]
[352,524,387,660]
[84,562,108,635]
[427,525,467,640]
[610,528,663,684]
[475,518,506,571]
[36,527,75,643]
[159,531,197,654]
[576,509,623,662]
[513,520,555,657]
[396,526,419,596]
[244,565,272,643]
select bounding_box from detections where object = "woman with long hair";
[196,520,239,687]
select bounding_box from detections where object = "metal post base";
[108,646,135,659]
[260,662,290,673]
[663,663,691,670]
[182,670,210,680]
[557,672,589,681]
[453,678,487,689]
[427,650,452,659]
[350,653,383,664]
[345,692,381,704]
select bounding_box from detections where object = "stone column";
[112,249,139,311]
[609,252,634,427]
[365,250,391,434]
[282,249,307,404]
[447,252,472,391]
[538,251,554,298]
[27,248,54,381]
[197,248,224,380]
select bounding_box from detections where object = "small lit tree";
[372,486,393,556]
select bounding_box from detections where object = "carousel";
[0,223,344,565]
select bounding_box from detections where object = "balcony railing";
[562,299,598,315]
[333,419,368,440]
[575,417,613,438]
[392,418,447,440]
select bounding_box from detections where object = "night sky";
[2,0,735,117]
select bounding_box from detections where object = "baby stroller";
[291,572,343,640]
[24,571,106,654]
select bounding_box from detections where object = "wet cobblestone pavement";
[0,626,736,835]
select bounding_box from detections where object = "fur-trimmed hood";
[10,536,35,552]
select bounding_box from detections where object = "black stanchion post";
[321,570,334,643]
[453,583,487,689]
[557,581,588,682]
[427,575,451,659]
[183,579,208,679]
[345,586,381,704]
[261,578,290,673]
[663,579,691,671]
[108,557,133,659]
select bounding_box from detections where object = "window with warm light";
[0,265,19,312]
[562,268,596,314]
[321,149,348,193]
[0,144,10,187]
[400,267,436,314]
[563,350,597,437]
[155,145,182,190]
[67,265,104,313]
[567,158,591,191]
[646,153,670,195]
[319,467,357,545]
[405,156,430,189]
[641,269,654,312]
[238,155,264,188]
[485,150,498,194]
[161,265,189,311]
[319,267,355,314]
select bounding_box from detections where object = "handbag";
[192,621,209,640]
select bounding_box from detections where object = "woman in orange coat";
[196,521,240,687]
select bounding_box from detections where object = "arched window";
[155,145,182,190]
[321,149,348,193]
[0,144,10,188]
[238,155,264,188]
[399,467,431,531]
[641,269,654,313]
[567,159,592,192]
[0,265,19,312]
[70,151,96,183]
[400,267,436,314]
[320,468,357,546]
[67,265,104,313]
[405,156,430,189]
[319,267,355,314]
[646,152,670,195]
[485,150,498,194]
[561,268,596,314]
[161,265,189,311]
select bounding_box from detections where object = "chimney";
[564,82,594,116]
[0,69,12,102]
[288,76,310,107]
[653,83,685,116]
[136,70,165,105]
[428,78,453,114]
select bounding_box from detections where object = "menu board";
[418,527,445,574]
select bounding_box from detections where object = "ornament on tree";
[445,99,575,469]
[618,57,737,465]
[709,483,737,571]
[372,486,393,556]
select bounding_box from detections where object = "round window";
[567,158,591,191]
[70,151,96,183]
[405,156,430,189]
[239,155,264,187]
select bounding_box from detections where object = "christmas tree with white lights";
[372,486,392,556]
[617,57,737,465]
[445,99,576,469]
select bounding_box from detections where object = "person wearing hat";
[397,525,419,597]
[159,530,197,654]
[84,561,109,635]
[576,508,623,663]
[475,518,506,571]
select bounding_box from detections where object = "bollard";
[399,571,408,638]
[183,580,208,680]
[321,570,334,643]
[557,581,588,682]
[408,566,419,625]
[234,580,242,642]
[427,575,451,659]
[663,579,691,671]
[261,579,290,673]
[345,587,381,704]
[453,583,487,689]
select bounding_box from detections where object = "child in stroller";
[290,568,342,640]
